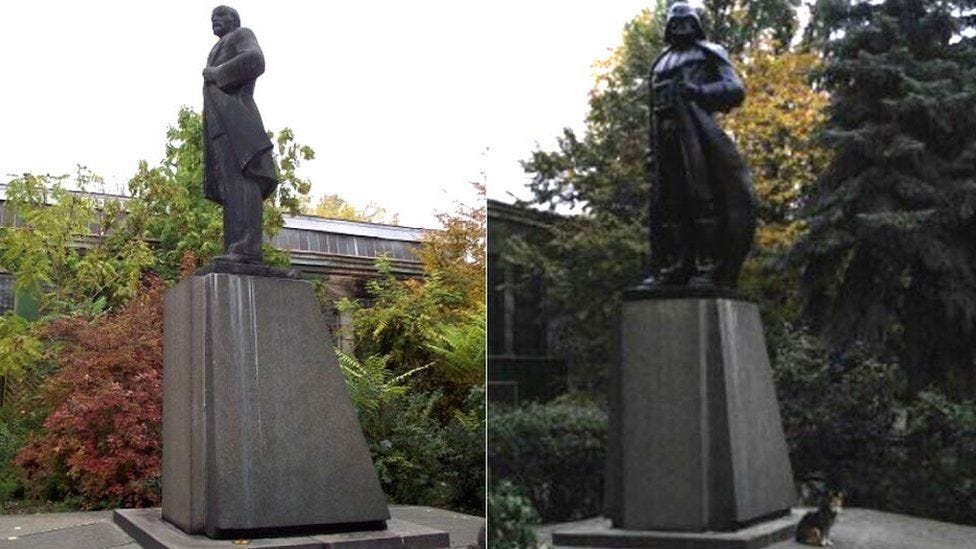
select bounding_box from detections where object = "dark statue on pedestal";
[641,2,756,290]
[202,5,277,266]
[555,5,797,548]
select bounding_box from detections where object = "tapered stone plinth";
[603,295,795,534]
[161,273,391,539]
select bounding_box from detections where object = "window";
[0,274,14,314]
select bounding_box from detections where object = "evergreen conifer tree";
[796,0,976,395]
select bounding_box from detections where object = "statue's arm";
[694,61,745,113]
[211,28,266,89]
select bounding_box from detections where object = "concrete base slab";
[551,510,801,549]
[114,508,451,549]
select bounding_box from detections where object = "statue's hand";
[202,67,218,84]
[681,82,702,100]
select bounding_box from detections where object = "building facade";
[487,199,566,405]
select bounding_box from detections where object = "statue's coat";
[649,40,757,287]
[203,27,277,205]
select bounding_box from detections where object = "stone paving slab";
[540,508,976,549]
[0,505,483,549]
[766,509,976,549]
[1,520,132,549]
[0,510,115,539]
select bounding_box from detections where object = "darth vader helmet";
[665,2,706,44]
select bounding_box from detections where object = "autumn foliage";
[416,182,486,308]
[14,275,165,508]
[723,46,828,252]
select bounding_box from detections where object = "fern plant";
[426,305,486,388]
[335,349,427,414]
[334,349,452,505]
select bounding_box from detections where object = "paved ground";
[0,505,484,549]
[538,508,976,548]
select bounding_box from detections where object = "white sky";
[0,1,653,228]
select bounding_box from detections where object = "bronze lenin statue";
[202,5,278,266]
[642,2,757,290]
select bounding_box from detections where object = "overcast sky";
[0,1,657,228]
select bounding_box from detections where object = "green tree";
[416,182,486,309]
[344,183,485,392]
[123,108,314,279]
[725,46,829,329]
[0,170,154,317]
[794,0,976,395]
[0,314,43,381]
[307,193,399,225]
[343,256,483,411]
[700,0,800,55]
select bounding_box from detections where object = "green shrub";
[487,481,539,549]
[0,414,20,466]
[0,420,26,503]
[367,389,453,507]
[773,330,904,505]
[893,392,976,524]
[336,351,448,505]
[337,351,485,514]
[773,327,976,525]
[441,386,486,516]
[488,397,606,522]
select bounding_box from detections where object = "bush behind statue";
[488,396,607,523]
[487,480,540,549]
[337,351,485,515]
[775,328,976,525]
[14,276,165,509]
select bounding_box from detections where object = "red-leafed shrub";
[15,275,165,508]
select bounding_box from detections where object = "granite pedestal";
[155,273,402,540]
[561,294,795,548]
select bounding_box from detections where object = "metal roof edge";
[282,214,429,242]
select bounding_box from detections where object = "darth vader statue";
[642,2,756,290]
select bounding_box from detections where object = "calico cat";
[795,490,843,546]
